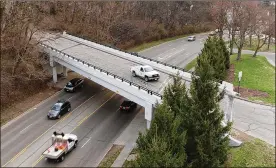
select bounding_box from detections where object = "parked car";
[187,36,196,41]
[131,65,160,82]
[64,78,84,92]
[48,100,71,119]
[120,100,137,112]
[209,31,216,36]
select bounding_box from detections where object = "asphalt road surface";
[42,35,170,93]
[139,34,275,146]
[1,80,141,167]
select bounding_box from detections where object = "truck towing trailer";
[43,131,78,162]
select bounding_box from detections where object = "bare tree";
[252,6,269,57]
[210,0,229,39]
[233,1,252,61]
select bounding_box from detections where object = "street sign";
[238,71,242,81]
[238,71,242,94]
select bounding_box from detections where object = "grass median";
[98,145,124,167]
[230,54,275,104]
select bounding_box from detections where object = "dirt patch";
[230,128,254,143]
[226,64,235,83]
[234,87,269,99]
[98,144,124,167]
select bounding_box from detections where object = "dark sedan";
[120,100,137,112]
[64,78,84,92]
[47,100,71,119]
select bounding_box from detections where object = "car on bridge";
[120,100,137,112]
[187,36,196,41]
[64,78,84,92]
[131,65,160,82]
[48,100,71,119]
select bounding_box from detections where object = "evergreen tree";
[131,77,189,167]
[219,38,230,69]
[184,55,231,167]
[196,36,227,81]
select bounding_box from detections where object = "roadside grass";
[127,34,195,52]
[227,139,275,167]
[123,137,275,167]
[184,58,197,71]
[98,145,124,168]
[122,147,138,167]
[229,39,275,52]
[230,54,275,104]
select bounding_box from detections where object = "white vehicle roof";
[143,65,152,68]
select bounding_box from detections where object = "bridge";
[38,31,240,146]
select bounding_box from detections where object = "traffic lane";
[36,95,140,167]
[163,43,204,67]
[139,34,208,59]
[78,106,141,167]
[1,79,101,142]
[16,90,115,167]
[1,91,69,140]
[1,84,97,166]
[232,99,275,146]
[62,44,170,93]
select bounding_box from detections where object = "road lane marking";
[159,77,171,94]
[71,93,116,132]
[81,138,91,148]
[2,93,97,167]
[19,124,33,134]
[32,155,44,168]
[31,93,117,167]
[1,89,63,130]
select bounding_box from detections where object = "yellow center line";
[31,93,116,167]
[32,155,44,168]
[2,93,97,167]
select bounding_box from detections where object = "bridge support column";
[63,66,68,77]
[52,66,57,83]
[226,94,234,122]
[144,103,153,129]
[50,55,57,83]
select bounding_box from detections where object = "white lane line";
[159,77,171,94]
[19,124,33,134]
[1,89,63,130]
[81,138,91,148]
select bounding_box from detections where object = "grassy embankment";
[184,54,275,104]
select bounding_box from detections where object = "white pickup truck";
[131,65,160,82]
[43,132,78,162]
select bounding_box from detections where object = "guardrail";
[66,32,188,72]
[39,43,163,99]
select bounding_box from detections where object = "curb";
[1,88,63,130]
[234,95,275,108]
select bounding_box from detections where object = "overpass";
[39,31,240,146]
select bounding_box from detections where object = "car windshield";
[66,82,73,87]
[51,104,61,111]
[144,67,154,72]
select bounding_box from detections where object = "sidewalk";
[111,110,146,167]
